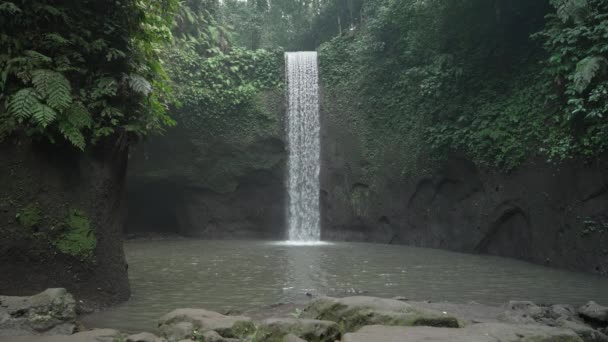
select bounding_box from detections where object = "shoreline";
[2,289,607,341]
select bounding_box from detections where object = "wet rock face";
[0,138,130,307]
[0,289,77,336]
[126,90,287,239]
[320,121,608,274]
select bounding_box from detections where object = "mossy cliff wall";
[0,137,130,306]
[319,84,608,276]
[127,89,287,238]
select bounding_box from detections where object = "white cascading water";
[285,52,321,242]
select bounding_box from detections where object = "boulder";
[301,296,461,332]
[496,300,608,342]
[282,334,307,342]
[498,300,548,324]
[557,318,608,342]
[579,302,608,325]
[0,288,77,335]
[195,330,239,342]
[0,329,121,342]
[255,318,340,342]
[158,309,254,341]
[551,304,579,321]
[126,332,165,342]
[342,323,583,342]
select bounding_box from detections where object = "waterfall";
[285,52,321,242]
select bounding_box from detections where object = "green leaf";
[31,69,72,110]
[24,50,52,65]
[574,56,607,93]
[31,103,57,127]
[0,2,21,14]
[7,88,41,120]
[125,73,152,96]
[58,121,86,150]
[65,102,93,128]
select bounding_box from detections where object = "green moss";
[51,209,96,260]
[230,320,256,338]
[16,203,42,229]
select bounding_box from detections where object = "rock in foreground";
[301,296,461,332]
[579,302,608,325]
[0,329,120,342]
[342,323,583,342]
[0,288,76,336]
[157,308,254,341]
[255,318,340,342]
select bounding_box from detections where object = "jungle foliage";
[0,0,178,150]
[165,0,284,134]
[317,0,608,170]
[220,0,364,50]
[2,0,606,170]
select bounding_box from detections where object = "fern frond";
[91,77,118,99]
[7,88,41,120]
[106,48,127,61]
[65,102,93,128]
[31,69,72,110]
[31,103,57,127]
[0,2,21,14]
[574,56,607,93]
[58,121,86,150]
[556,0,589,23]
[34,4,69,22]
[100,106,124,118]
[125,73,152,96]
[44,33,69,46]
[24,50,52,65]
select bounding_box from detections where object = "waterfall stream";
[285,52,321,242]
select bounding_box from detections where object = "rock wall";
[126,90,287,239]
[320,88,608,276]
[0,137,130,307]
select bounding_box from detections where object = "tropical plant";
[0,0,178,150]
[535,0,608,159]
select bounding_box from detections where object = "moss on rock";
[302,296,462,333]
[51,209,96,260]
[16,203,42,230]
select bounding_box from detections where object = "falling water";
[285,52,321,242]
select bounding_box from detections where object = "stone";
[342,323,583,342]
[0,329,121,342]
[0,288,77,335]
[552,304,578,321]
[282,334,307,342]
[126,332,164,342]
[158,309,254,340]
[200,331,223,342]
[579,302,608,324]
[557,318,608,342]
[301,296,461,332]
[255,318,340,342]
[499,300,546,324]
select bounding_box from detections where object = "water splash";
[285,52,321,242]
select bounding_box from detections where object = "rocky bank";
[2,289,608,341]
[0,137,130,308]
